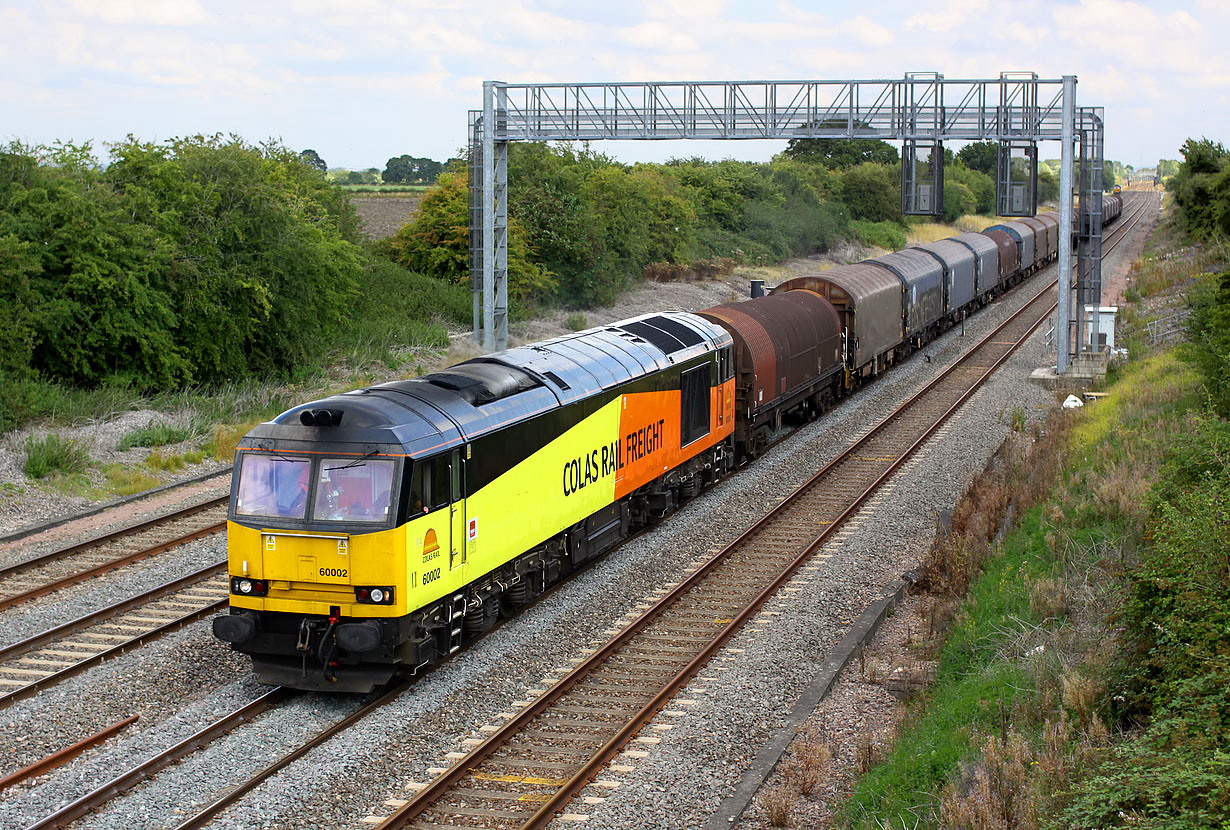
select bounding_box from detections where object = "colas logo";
[563,418,665,496]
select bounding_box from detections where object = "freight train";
[213,197,1123,692]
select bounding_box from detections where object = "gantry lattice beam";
[470,74,1103,374]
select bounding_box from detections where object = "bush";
[23,433,91,479]
[1167,138,1230,239]
[947,164,995,215]
[0,136,368,389]
[500,147,851,308]
[390,165,555,305]
[941,180,977,223]
[336,258,471,366]
[850,219,906,251]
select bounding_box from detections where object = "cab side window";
[410,462,431,514]
[431,456,451,510]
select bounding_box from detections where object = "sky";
[1,0,1223,171]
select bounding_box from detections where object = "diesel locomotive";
[214,198,1124,691]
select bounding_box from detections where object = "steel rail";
[0,593,228,710]
[170,679,417,830]
[0,716,139,793]
[0,519,226,611]
[376,253,1060,830]
[0,561,226,664]
[0,497,227,581]
[24,687,291,830]
[375,193,1154,830]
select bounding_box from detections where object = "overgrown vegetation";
[389,141,1022,311]
[1,136,366,389]
[116,423,192,451]
[1167,137,1230,240]
[841,155,1230,828]
[23,434,91,479]
[851,219,907,251]
[1184,267,1230,417]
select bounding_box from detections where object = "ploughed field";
[351,195,423,239]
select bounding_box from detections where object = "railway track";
[358,195,1154,830]
[0,496,227,611]
[0,562,229,708]
[23,686,292,830]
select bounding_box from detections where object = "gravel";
[0,213,1153,830]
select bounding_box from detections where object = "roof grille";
[617,316,703,355]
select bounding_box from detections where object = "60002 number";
[319,567,347,578]
[422,568,442,585]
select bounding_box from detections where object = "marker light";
[354,586,394,605]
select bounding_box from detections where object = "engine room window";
[235,454,311,519]
[312,457,397,523]
[681,364,711,446]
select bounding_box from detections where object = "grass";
[23,434,91,479]
[102,464,161,496]
[0,375,147,434]
[1,255,471,504]
[953,213,998,233]
[116,422,192,450]
[905,221,961,244]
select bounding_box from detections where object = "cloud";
[613,21,701,52]
[904,0,988,32]
[64,0,209,26]
[833,15,894,46]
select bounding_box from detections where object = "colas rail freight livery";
[213,198,1123,692]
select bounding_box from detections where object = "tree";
[956,141,998,177]
[941,180,976,222]
[1158,159,1180,178]
[299,148,326,171]
[838,162,900,222]
[383,155,444,184]
[390,164,553,303]
[1167,137,1230,239]
[782,121,899,169]
[947,164,995,215]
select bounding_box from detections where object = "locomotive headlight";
[369,588,386,603]
[231,577,269,596]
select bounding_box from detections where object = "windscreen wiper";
[325,450,378,472]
